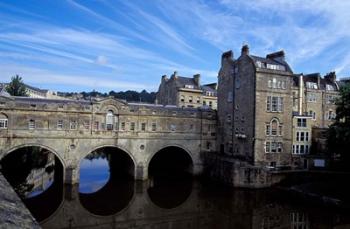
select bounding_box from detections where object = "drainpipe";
[299,74,304,115]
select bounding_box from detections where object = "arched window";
[266,118,282,136]
[106,110,114,130]
[180,95,185,102]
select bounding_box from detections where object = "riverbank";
[0,172,40,229]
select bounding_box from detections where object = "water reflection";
[0,146,64,222]
[79,158,109,193]
[1,147,57,198]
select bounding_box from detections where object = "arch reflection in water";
[147,146,194,209]
[0,146,64,222]
[79,147,135,216]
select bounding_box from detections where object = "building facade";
[217,45,341,171]
[156,71,217,109]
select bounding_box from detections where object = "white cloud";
[95,55,108,65]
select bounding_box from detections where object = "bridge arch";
[147,145,194,178]
[1,143,66,169]
[79,145,137,179]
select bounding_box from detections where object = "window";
[57,120,63,129]
[326,95,336,104]
[196,97,200,103]
[203,101,206,106]
[28,119,35,129]
[272,78,277,88]
[277,142,283,153]
[307,93,317,102]
[151,122,156,131]
[266,124,270,135]
[70,121,77,130]
[326,84,334,91]
[271,120,278,135]
[300,132,305,141]
[266,119,282,136]
[267,96,283,112]
[83,121,90,130]
[121,122,125,131]
[106,110,114,130]
[94,121,99,130]
[141,123,146,131]
[130,122,135,131]
[306,82,318,89]
[296,132,300,141]
[309,110,316,120]
[297,118,306,127]
[209,101,213,107]
[305,132,309,141]
[327,110,336,120]
[185,84,194,89]
[0,119,8,129]
[170,124,176,131]
[180,95,185,102]
[266,141,283,153]
[227,91,233,102]
[268,80,272,88]
[188,96,193,103]
[227,115,232,122]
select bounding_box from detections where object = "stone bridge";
[0,95,216,184]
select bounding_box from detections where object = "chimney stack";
[241,44,249,56]
[193,74,200,86]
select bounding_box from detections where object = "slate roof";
[250,54,293,73]
[174,76,200,89]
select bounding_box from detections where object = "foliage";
[5,75,28,96]
[59,89,156,103]
[327,81,350,168]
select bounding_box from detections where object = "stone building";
[218,45,294,168]
[217,45,341,174]
[0,83,62,99]
[156,71,217,109]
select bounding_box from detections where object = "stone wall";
[0,173,40,228]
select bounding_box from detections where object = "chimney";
[221,50,233,66]
[266,50,285,62]
[161,75,168,82]
[193,74,200,86]
[324,71,336,83]
[241,44,249,56]
[171,71,178,79]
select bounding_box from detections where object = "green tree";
[6,75,27,96]
[327,81,350,169]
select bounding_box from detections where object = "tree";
[6,75,27,96]
[327,81,350,169]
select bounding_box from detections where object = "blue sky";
[1,0,350,92]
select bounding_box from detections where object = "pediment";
[96,98,128,113]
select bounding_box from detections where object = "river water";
[2,151,350,228]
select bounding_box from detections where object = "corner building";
[218,45,294,168]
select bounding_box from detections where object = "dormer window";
[326,84,334,91]
[306,82,318,89]
[185,84,194,89]
[0,119,8,129]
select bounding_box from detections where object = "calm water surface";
[2,152,350,228]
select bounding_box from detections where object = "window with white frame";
[266,119,282,136]
[306,82,318,89]
[0,119,8,129]
[151,122,156,131]
[265,141,283,153]
[130,122,135,131]
[307,93,317,102]
[57,120,63,129]
[267,96,283,112]
[297,118,307,127]
[70,121,77,130]
[28,119,35,129]
[106,110,114,130]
